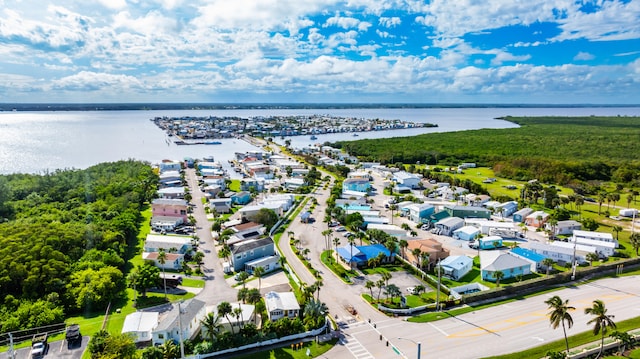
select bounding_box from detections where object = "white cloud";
[379,16,401,28]
[324,13,372,31]
[574,51,595,61]
[97,0,127,10]
[555,0,640,41]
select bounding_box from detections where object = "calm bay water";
[0,107,638,175]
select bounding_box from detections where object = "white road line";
[343,337,375,359]
[429,322,450,336]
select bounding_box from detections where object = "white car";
[406,286,416,294]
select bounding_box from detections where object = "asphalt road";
[335,275,640,359]
[185,168,238,306]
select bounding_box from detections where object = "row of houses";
[123,290,302,346]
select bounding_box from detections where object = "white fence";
[192,320,329,358]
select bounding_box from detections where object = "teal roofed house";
[444,205,491,219]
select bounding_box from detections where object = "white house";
[568,237,616,257]
[152,299,206,346]
[572,230,618,248]
[528,241,596,264]
[393,171,421,189]
[122,312,158,344]
[142,251,184,270]
[144,234,193,254]
[366,223,407,239]
[547,220,582,235]
[435,217,464,236]
[265,291,300,321]
[452,226,480,241]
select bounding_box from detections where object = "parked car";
[335,226,347,232]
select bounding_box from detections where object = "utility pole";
[436,258,441,311]
[177,301,185,359]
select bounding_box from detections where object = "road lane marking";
[343,336,375,359]
[429,322,450,336]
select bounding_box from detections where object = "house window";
[243,253,247,258]
[158,334,164,339]
[236,255,241,260]
[265,265,269,270]
[250,250,254,256]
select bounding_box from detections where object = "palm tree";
[245,288,262,324]
[612,225,623,241]
[357,230,366,246]
[545,295,575,354]
[597,192,606,215]
[421,252,430,271]
[381,271,392,287]
[492,270,504,287]
[233,306,244,331]
[237,287,249,303]
[193,251,205,272]
[321,229,331,251]
[411,248,422,268]
[585,299,617,358]
[629,232,640,256]
[375,279,385,302]
[157,249,168,300]
[347,237,356,269]
[586,252,600,266]
[127,268,140,307]
[542,258,555,276]
[399,240,408,260]
[200,312,222,343]
[365,280,375,299]
[236,271,249,290]
[303,298,328,319]
[217,301,234,334]
[314,280,323,300]
[253,266,265,292]
[333,237,341,262]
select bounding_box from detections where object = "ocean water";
[0,107,638,175]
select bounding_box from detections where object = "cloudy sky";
[1,0,639,104]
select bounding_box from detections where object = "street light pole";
[398,337,422,359]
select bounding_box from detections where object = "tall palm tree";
[585,299,616,358]
[612,225,623,241]
[375,278,385,302]
[314,280,323,300]
[381,271,392,287]
[217,301,234,334]
[347,237,356,269]
[127,268,140,307]
[411,248,422,268]
[399,240,408,260]
[333,237,341,262]
[545,295,575,354]
[157,250,168,300]
[245,288,262,324]
[200,312,222,343]
[365,280,375,299]
[253,266,265,292]
[321,229,331,251]
[542,258,555,276]
[237,287,249,303]
[233,306,244,331]
[492,270,504,287]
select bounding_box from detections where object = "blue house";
[480,252,531,282]
[438,255,473,280]
[478,236,503,250]
[342,178,371,193]
[336,244,393,268]
[512,208,533,223]
[453,226,480,241]
[406,203,435,224]
[498,201,519,217]
[231,191,252,205]
[510,247,547,273]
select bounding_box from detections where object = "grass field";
[234,338,338,359]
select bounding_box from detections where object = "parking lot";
[0,336,88,359]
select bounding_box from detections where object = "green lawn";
[181,277,205,288]
[320,250,358,283]
[234,338,337,359]
[360,265,403,275]
[228,179,241,192]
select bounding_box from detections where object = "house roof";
[510,247,547,263]
[144,252,182,261]
[231,221,262,232]
[122,312,159,335]
[573,230,614,240]
[265,291,300,312]
[437,217,464,227]
[152,198,188,206]
[231,237,273,254]
[145,234,192,248]
[154,299,205,332]
[481,252,530,271]
[213,303,255,326]
[439,255,473,271]
[453,226,480,235]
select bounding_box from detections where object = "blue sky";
[0,0,639,104]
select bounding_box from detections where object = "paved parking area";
[0,336,88,359]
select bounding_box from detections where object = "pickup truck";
[30,333,48,358]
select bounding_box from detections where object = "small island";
[151,114,437,143]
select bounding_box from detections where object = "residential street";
[185,168,238,305]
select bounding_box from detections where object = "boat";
[310,135,318,140]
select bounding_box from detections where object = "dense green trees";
[0,160,157,329]
[334,116,640,186]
